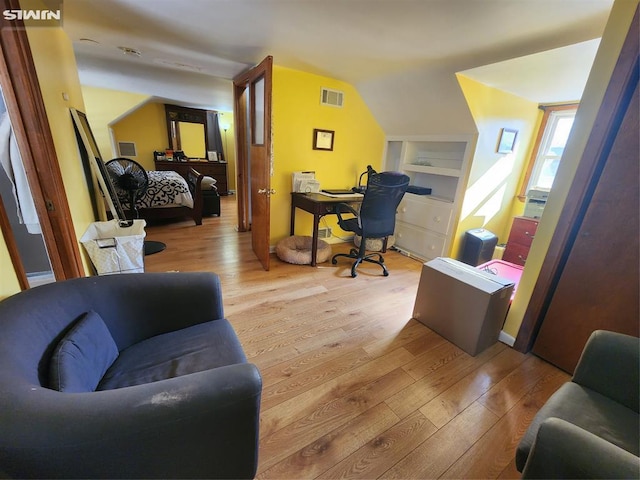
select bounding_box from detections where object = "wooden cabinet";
[155,160,228,195]
[503,216,539,266]
[384,135,474,261]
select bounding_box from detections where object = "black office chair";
[332,170,409,277]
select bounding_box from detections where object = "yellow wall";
[81,86,150,160]
[503,0,639,338]
[452,76,540,258]
[111,103,236,187]
[111,102,166,171]
[271,66,385,244]
[23,16,97,281]
[0,241,21,298]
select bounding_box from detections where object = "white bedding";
[135,171,194,209]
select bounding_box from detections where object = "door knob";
[257,188,276,196]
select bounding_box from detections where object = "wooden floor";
[144,195,569,479]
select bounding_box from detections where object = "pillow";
[49,310,119,393]
[202,176,217,190]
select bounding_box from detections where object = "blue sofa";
[0,272,262,479]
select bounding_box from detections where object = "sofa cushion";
[516,381,640,471]
[49,310,119,393]
[98,318,246,390]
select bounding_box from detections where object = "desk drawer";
[397,196,453,235]
[395,222,446,260]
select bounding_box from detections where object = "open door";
[233,56,273,270]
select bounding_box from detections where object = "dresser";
[395,195,453,261]
[154,160,228,195]
[503,216,539,266]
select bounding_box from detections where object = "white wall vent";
[118,141,137,157]
[320,88,344,107]
[318,227,332,239]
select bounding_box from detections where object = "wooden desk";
[290,192,363,266]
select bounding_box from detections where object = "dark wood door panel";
[532,83,639,373]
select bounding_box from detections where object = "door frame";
[233,79,250,232]
[0,0,85,285]
[514,6,639,352]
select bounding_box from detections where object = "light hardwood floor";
[144,195,568,479]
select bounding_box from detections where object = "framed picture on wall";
[497,128,518,153]
[313,129,334,151]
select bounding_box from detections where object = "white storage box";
[412,257,514,356]
[81,220,146,275]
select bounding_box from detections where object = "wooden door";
[233,56,273,270]
[516,7,639,373]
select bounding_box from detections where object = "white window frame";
[521,105,578,198]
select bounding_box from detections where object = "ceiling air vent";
[118,141,137,157]
[320,87,344,107]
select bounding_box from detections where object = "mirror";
[70,108,128,223]
[165,104,209,159]
[178,122,206,158]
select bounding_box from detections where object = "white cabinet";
[385,135,474,261]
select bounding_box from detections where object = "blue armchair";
[0,272,261,479]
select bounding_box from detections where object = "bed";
[119,167,205,225]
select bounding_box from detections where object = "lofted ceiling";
[62,0,614,111]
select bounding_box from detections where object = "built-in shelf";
[402,164,461,177]
[384,135,475,261]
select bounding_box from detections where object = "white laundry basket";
[81,219,146,275]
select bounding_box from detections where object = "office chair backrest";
[359,171,409,238]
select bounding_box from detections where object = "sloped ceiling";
[62,0,613,133]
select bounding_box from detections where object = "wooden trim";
[514,5,639,352]
[233,83,249,231]
[0,0,84,281]
[517,104,578,200]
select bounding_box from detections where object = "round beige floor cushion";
[276,235,332,264]
[354,235,395,252]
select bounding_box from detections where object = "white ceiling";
[460,39,602,104]
[62,0,614,111]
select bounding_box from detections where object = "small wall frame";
[497,128,518,154]
[313,129,334,151]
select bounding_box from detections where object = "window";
[521,105,577,197]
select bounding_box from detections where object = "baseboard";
[27,272,55,288]
[324,235,352,245]
[499,330,516,347]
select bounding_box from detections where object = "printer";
[523,188,550,218]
